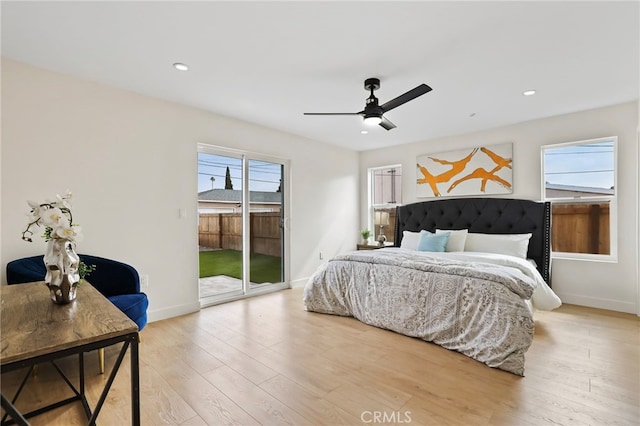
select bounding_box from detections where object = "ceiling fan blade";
[379,116,396,131]
[303,112,360,116]
[380,84,432,113]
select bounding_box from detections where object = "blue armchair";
[6,254,148,373]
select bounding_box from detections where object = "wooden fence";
[200,204,609,255]
[198,212,282,257]
[551,203,610,255]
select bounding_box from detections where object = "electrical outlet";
[140,274,149,289]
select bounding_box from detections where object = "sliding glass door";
[197,145,288,305]
[248,159,285,287]
[198,152,245,298]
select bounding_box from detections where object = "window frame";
[197,143,291,305]
[368,164,402,244]
[541,136,618,262]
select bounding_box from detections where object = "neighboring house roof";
[198,189,282,204]
[545,183,614,195]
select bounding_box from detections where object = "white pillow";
[435,229,468,252]
[464,232,532,259]
[400,230,421,250]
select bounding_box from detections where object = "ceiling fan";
[304,78,432,130]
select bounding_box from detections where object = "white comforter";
[303,248,561,375]
[419,251,562,311]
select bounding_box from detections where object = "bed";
[303,198,561,376]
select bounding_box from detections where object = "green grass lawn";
[199,249,282,283]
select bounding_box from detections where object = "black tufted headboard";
[394,198,551,285]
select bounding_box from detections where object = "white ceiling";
[2,1,638,151]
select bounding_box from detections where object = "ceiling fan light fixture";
[363,115,382,126]
[173,62,189,71]
[304,78,431,132]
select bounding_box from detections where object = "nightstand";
[357,243,392,250]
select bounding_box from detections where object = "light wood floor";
[2,287,639,425]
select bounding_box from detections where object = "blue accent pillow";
[417,231,450,252]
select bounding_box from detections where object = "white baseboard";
[555,291,637,314]
[147,301,201,323]
[290,277,309,288]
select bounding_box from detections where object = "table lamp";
[375,211,389,246]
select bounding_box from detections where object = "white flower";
[27,201,45,221]
[40,207,69,228]
[26,211,41,223]
[22,191,83,243]
[53,225,83,242]
[56,192,72,210]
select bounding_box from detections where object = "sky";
[197,153,282,193]
[543,140,614,190]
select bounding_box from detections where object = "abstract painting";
[416,143,513,198]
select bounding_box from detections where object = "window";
[369,165,402,244]
[541,136,617,260]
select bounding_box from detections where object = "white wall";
[4,59,637,317]
[360,102,639,314]
[1,59,359,321]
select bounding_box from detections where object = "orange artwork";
[416,143,513,197]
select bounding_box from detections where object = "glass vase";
[43,238,80,304]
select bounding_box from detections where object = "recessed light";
[361,130,369,134]
[523,89,536,96]
[173,63,189,71]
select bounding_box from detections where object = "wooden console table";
[0,281,140,425]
